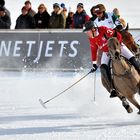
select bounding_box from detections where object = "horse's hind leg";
[126,94,140,114]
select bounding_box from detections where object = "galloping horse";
[119,24,138,53]
[107,37,140,114]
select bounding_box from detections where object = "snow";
[1,1,140,139]
[0,70,140,140]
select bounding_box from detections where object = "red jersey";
[89,26,122,61]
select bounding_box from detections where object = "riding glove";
[90,64,98,72]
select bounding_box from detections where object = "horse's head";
[120,24,138,53]
[107,37,121,59]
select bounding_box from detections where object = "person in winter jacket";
[34,4,50,28]
[66,11,74,28]
[72,3,90,28]
[60,3,67,28]
[83,21,140,98]
[0,0,10,17]
[49,3,65,28]
[0,6,11,29]
[24,0,36,17]
[15,6,35,29]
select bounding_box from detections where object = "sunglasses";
[96,12,103,15]
[39,7,45,9]
[53,6,59,9]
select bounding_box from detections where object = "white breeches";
[101,45,134,65]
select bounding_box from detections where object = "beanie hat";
[53,3,60,8]
[60,3,65,8]
[77,3,84,8]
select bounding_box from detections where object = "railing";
[0,29,91,71]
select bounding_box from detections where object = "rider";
[93,4,123,30]
[83,21,140,98]
[93,4,138,52]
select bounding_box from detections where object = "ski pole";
[39,68,96,108]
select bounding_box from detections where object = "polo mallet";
[39,68,96,109]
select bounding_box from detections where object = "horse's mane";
[107,37,120,48]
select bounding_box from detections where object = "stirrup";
[110,89,118,98]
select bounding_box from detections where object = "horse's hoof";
[127,106,133,113]
[122,100,133,113]
[137,111,140,114]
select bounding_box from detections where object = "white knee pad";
[121,45,134,59]
[101,52,110,65]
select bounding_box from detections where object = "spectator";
[66,10,74,28]
[0,0,10,16]
[49,3,65,28]
[113,8,126,28]
[34,4,50,29]
[60,3,67,28]
[90,6,97,21]
[0,6,11,29]
[15,6,35,29]
[24,0,36,17]
[72,3,90,28]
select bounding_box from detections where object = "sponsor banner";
[0,30,92,71]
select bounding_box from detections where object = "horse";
[107,37,140,114]
[118,24,138,54]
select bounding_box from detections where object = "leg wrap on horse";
[129,57,140,73]
[100,64,117,98]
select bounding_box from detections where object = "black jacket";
[34,11,50,28]
[0,14,11,29]
[15,13,35,29]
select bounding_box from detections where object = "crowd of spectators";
[0,0,125,30]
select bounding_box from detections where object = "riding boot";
[100,64,118,98]
[129,56,140,73]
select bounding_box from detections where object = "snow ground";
[0,70,140,140]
